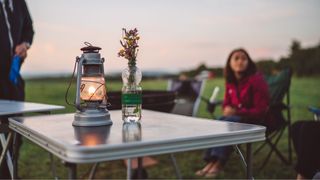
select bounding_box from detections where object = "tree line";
[183,40,320,77]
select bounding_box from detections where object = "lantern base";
[73,109,112,127]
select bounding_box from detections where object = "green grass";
[17,77,320,179]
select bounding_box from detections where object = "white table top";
[0,99,64,116]
[9,110,266,163]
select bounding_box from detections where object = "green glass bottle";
[121,63,142,122]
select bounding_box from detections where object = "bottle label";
[122,93,142,105]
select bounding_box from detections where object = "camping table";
[9,110,265,179]
[0,99,64,178]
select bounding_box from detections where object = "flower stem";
[128,60,136,85]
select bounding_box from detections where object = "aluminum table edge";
[9,120,265,163]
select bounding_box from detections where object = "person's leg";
[0,90,12,168]
[291,121,304,160]
[195,161,217,176]
[0,146,11,179]
[292,121,308,179]
[9,80,25,178]
[0,117,11,179]
[0,137,11,178]
[0,127,23,179]
[292,121,320,179]
[198,116,242,176]
[203,116,242,163]
[0,118,23,179]
[204,146,233,166]
[0,82,24,179]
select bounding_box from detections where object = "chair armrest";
[200,96,222,114]
[308,106,320,115]
[308,106,320,121]
[270,102,288,110]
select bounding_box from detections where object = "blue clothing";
[9,55,21,85]
[203,116,242,165]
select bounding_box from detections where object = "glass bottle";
[121,63,142,122]
[122,122,142,142]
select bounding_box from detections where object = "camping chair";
[201,68,293,170]
[254,68,293,169]
[308,106,320,121]
[167,79,206,117]
[165,79,206,179]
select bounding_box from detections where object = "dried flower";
[118,28,140,66]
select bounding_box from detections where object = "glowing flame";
[83,134,99,146]
[88,86,96,96]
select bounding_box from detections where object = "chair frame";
[166,78,206,179]
[167,79,206,117]
[254,93,292,169]
[254,68,293,169]
[201,68,293,170]
[308,106,320,121]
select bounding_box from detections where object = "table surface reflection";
[9,110,265,163]
[0,99,64,116]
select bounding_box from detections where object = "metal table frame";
[9,110,265,179]
[0,99,64,179]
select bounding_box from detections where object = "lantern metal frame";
[72,45,112,127]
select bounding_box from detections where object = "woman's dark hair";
[224,48,257,83]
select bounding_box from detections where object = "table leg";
[65,162,77,179]
[0,132,12,167]
[127,159,131,180]
[246,143,252,179]
[88,163,99,180]
[170,153,182,179]
[0,132,14,178]
[12,132,19,179]
[137,157,143,178]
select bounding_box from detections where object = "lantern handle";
[84,42,92,47]
[75,56,84,111]
[65,56,80,108]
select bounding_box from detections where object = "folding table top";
[0,99,64,116]
[9,110,266,163]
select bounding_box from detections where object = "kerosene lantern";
[72,43,112,126]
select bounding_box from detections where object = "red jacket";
[223,72,269,121]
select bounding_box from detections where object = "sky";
[22,0,320,76]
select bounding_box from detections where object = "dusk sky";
[22,0,320,76]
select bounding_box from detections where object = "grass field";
[17,77,320,179]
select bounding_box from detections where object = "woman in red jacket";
[196,48,269,178]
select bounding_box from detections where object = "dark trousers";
[203,116,242,165]
[0,79,25,179]
[291,121,320,179]
[0,117,22,179]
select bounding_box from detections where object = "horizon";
[21,0,320,76]
[22,68,180,78]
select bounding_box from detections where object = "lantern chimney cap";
[81,42,101,53]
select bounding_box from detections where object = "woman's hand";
[15,42,29,59]
[223,106,237,116]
